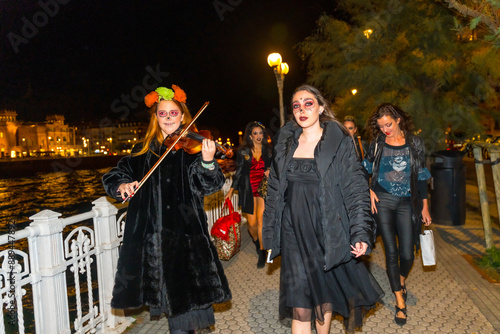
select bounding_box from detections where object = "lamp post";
[267,53,289,127]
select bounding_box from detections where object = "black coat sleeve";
[230,149,246,191]
[338,137,376,252]
[102,154,137,200]
[189,157,225,197]
[262,153,280,251]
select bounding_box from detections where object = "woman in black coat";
[363,103,431,326]
[102,85,231,334]
[262,85,383,334]
[225,121,272,268]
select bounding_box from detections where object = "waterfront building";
[0,111,81,158]
[0,110,18,158]
[77,121,148,155]
[16,115,80,157]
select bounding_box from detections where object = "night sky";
[1,0,337,140]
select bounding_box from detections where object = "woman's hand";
[201,138,216,162]
[225,188,234,200]
[421,199,432,226]
[264,169,270,178]
[118,181,139,200]
[351,242,368,258]
[370,189,379,214]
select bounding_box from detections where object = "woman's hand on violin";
[370,189,379,214]
[118,181,139,200]
[351,242,368,258]
[201,138,216,162]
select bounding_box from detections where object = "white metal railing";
[0,172,238,334]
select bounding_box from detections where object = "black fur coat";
[102,141,231,316]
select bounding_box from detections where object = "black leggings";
[373,191,414,292]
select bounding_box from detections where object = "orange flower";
[172,85,187,103]
[145,91,159,108]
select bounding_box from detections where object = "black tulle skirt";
[280,158,383,330]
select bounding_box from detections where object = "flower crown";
[144,85,187,108]
[252,121,265,129]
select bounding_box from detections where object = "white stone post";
[28,209,71,334]
[91,197,124,329]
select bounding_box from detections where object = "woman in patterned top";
[363,103,432,326]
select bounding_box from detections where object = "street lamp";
[267,52,289,127]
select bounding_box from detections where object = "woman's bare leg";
[292,308,313,334]
[315,312,332,334]
[291,320,312,334]
[246,207,258,241]
[255,196,265,249]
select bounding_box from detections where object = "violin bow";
[122,101,210,203]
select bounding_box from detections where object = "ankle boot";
[252,238,260,255]
[257,249,266,268]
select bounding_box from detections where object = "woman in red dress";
[226,121,272,268]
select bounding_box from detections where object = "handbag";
[257,175,268,198]
[420,229,436,266]
[211,198,242,260]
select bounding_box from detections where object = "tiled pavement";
[121,199,500,334]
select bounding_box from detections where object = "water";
[0,168,111,231]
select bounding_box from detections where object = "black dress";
[280,158,383,329]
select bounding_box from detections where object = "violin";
[164,129,234,159]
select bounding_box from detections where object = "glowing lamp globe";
[267,53,282,67]
[280,62,289,75]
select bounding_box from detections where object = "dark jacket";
[102,141,231,316]
[262,121,376,271]
[364,133,426,250]
[230,146,272,214]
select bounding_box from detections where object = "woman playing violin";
[102,85,231,334]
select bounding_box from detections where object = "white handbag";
[420,229,436,266]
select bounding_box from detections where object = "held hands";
[118,181,139,200]
[351,242,368,258]
[370,189,379,214]
[201,138,216,162]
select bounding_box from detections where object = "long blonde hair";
[133,99,192,157]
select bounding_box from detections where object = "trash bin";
[430,150,466,225]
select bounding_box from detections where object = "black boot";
[257,249,266,268]
[252,238,260,255]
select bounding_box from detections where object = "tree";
[298,0,500,152]
[441,0,500,45]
